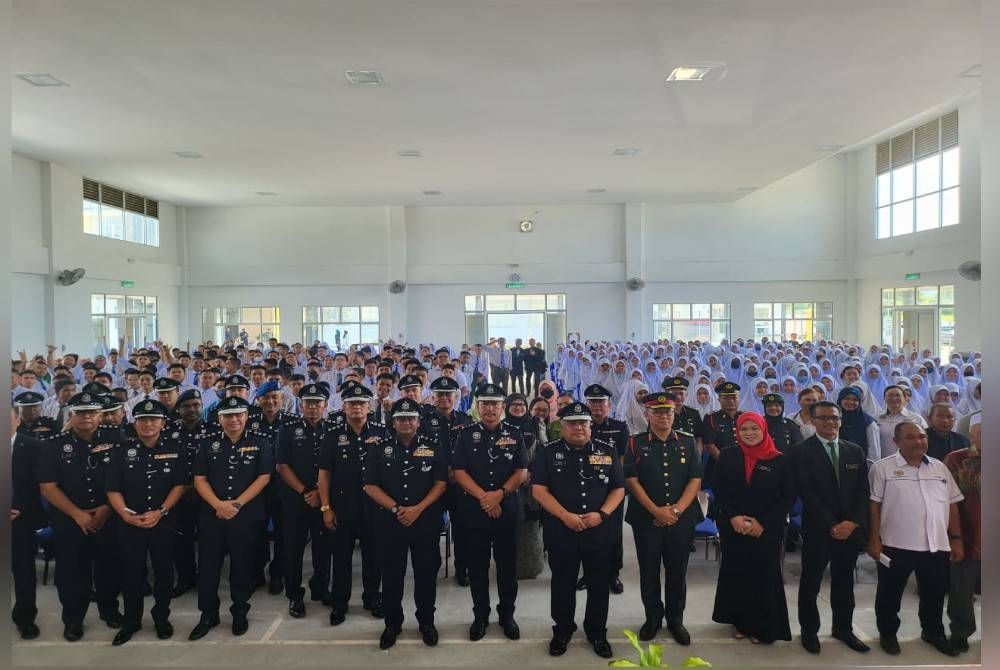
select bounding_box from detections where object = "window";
[202,307,280,346]
[464,294,566,348]
[91,293,157,355]
[302,306,380,348]
[753,302,833,342]
[876,111,959,239]
[880,285,955,359]
[652,303,730,344]
[83,178,160,246]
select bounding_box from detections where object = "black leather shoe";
[309,586,328,603]
[63,623,84,642]
[669,624,691,646]
[456,570,470,587]
[379,626,400,650]
[469,619,488,641]
[609,577,624,595]
[188,614,220,641]
[591,638,613,658]
[879,635,901,655]
[576,576,587,591]
[951,636,969,653]
[369,600,384,618]
[549,636,570,656]
[329,609,346,626]
[17,622,40,640]
[801,633,821,654]
[832,630,870,652]
[232,613,249,636]
[171,582,194,598]
[921,633,960,657]
[420,624,439,646]
[154,620,174,639]
[100,610,125,629]
[288,598,306,619]
[112,625,140,646]
[500,618,520,640]
[639,620,661,641]
[268,578,283,595]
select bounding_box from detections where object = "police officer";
[623,393,703,645]
[363,398,448,650]
[530,402,626,659]
[762,393,805,453]
[105,399,188,645]
[11,408,48,639]
[452,383,528,641]
[276,383,333,618]
[14,391,62,438]
[318,383,388,624]
[205,375,262,425]
[189,396,273,640]
[579,383,629,594]
[172,389,209,597]
[660,377,705,455]
[702,382,743,483]
[37,392,124,641]
[153,377,183,416]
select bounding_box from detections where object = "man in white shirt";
[867,421,964,658]
[875,386,928,458]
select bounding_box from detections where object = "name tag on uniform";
[91,443,114,454]
[154,453,179,460]
[756,464,772,472]
[588,454,612,466]
[495,437,516,447]
[845,463,860,470]
[365,436,380,444]
[412,447,435,457]
[237,446,259,454]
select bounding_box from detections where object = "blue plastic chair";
[693,489,720,560]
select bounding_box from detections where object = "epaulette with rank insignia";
[675,429,694,438]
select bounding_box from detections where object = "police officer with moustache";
[276,383,333,619]
[11,408,48,639]
[172,389,209,597]
[530,402,626,659]
[422,376,474,585]
[319,384,389,624]
[660,377,705,455]
[105,399,188,645]
[702,382,743,484]
[189,396,273,641]
[623,393,703,645]
[363,398,448,650]
[452,383,528,641]
[37,392,125,641]
[578,384,629,594]
[14,391,62,438]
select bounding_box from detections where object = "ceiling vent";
[345,70,384,85]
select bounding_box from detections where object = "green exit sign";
[505,282,525,289]
[905,273,921,281]
[121,280,135,288]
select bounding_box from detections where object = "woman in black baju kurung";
[711,411,796,643]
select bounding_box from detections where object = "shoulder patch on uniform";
[675,429,693,437]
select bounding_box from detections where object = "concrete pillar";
[386,206,408,342]
[624,202,645,340]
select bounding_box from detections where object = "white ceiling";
[12,0,982,207]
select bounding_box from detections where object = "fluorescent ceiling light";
[612,147,641,156]
[397,149,422,157]
[345,70,384,85]
[587,188,607,193]
[173,151,203,159]
[256,191,278,196]
[666,66,713,82]
[422,190,442,196]
[15,73,69,87]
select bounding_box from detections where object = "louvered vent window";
[81,178,160,246]
[875,110,960,239]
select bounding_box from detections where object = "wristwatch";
[159,506,170,517]
[598,510,609,522]
[390,505,400,514]
[320,505,331,513]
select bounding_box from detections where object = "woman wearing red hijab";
[711,412,796,644]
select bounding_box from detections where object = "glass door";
[893,308,937,354]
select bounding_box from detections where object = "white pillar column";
[624,202,645,340]
[386,206,408,342]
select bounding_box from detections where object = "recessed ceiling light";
[612,147,641,156]
[666,66,713,82]
[15,73,69,87]
[256,191,278,196]
[814,144,846,152]
[587,188,607,193]
[422,190,442,196]
[397,149,422,157]
[173,151,204,159]
[345,70,384,85]
[960,64,983,78]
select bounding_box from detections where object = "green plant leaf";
[609,661,641,667]
[646,643,664,667]
[622,629,647,664]
[681,657,712,667]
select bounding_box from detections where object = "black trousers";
[11,519,39,627]
[120,525,178,627]
[381,533,441,629]
[466,524,517,620]
[330,517,381,611]
[52,519,121,626]
[258,483,284,582]
[525,369,544,397]
[280,499,330,601]
[173,495,200,587]
[875,546,950,638]
[797,535,860,635]
[632,523,694,625]
[510,368,525,394]
[547,545,613,639]
[197,517,262,617]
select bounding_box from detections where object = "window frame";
[753,302,833,342]
[651,303,731,344]
[91,292,158,354]
[82,179,160,247]
[202,306,281,346]
[879,285,955,359]
[301,305,380,348]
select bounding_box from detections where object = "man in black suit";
[789,400,870,655]
[11,409,49,639]
[510,339,526,395]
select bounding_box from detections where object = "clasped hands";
[730,514,764,538]
[478,489,505,519]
